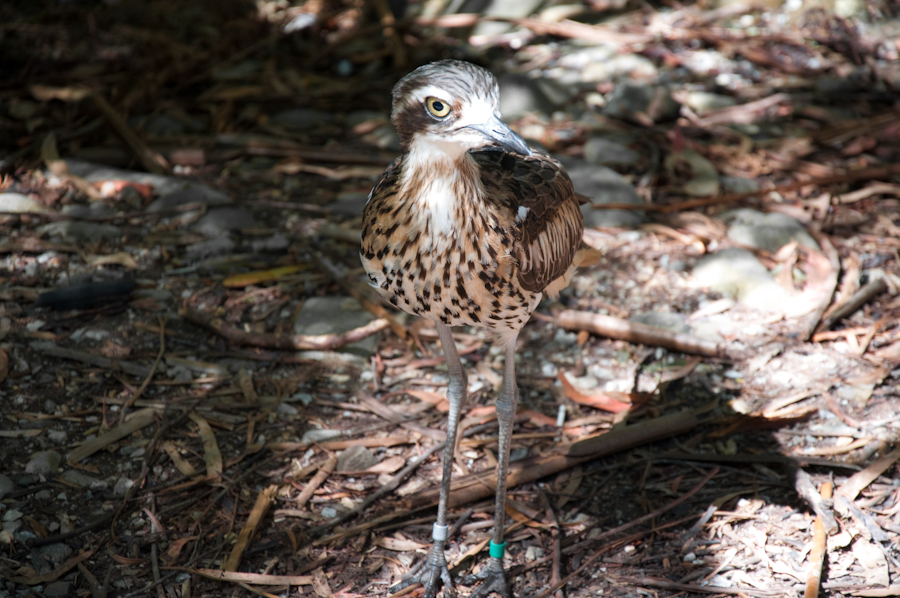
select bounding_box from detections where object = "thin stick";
[295,456,338,509]
[804,481,833,598]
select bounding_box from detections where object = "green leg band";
[489,541,506,558]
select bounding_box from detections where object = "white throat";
[402,135,477,236]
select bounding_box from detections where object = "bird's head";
[391,60,531,159]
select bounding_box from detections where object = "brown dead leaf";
[403,389,449,412]
[364,456,405,474]
[557,371,633,413]
[188,413,223,478]
[313,568,333,598]
[166,535,199,559]
[374,535,428,552]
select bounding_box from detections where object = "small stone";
[294,296,378,353]
[36,221,122,242]
[693,248,794,312]
[320,506,338,519]
[192,207,258,236]
[39,542,73,565]
[327,192,369,217]
[0,192,48,214]
[553,328,577,346]
[498,73,556,119]
[42,581,72,598]
[0,474,14,499]
[60,469,106,490]
[720,176,759,194]
[250,232,290,252]
[336,444,377,472]
[681,91,736,114]
[25,451,62,477]
[113,477,134,496]
[47,430,67,444]
[602,81,680,123]
[582,137,640,166]
[561,158,644,228]
[2,509,22,523]
[723,208,819,252]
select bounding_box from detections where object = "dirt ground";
[2,1,900,598]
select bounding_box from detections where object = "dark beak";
[468,115,532,156]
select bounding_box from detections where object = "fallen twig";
[805,480,833,598]
[557,310,721,357]
[799,234,840,341]
[817,278,889,334]
[295,456,338,509]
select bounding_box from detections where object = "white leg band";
[432,523,449,542]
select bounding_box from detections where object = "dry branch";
[557,310,721,357]
[408,409,701,509]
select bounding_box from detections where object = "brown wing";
[360,156,403,264]
[472,150,584,293]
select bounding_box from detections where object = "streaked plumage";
[359,59,584,598]
[361,61,583,343]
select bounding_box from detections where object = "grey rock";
[582,54,658,83]
[498,73,555,119]
[665,150,719,197]
[582,137,640,166]
[723,208,819,252]
[693,248,793,312]
[470,0,544,37]
[147,186,232,212]
[47,430,67,445]
[36,221,122,242]
[320,506,338,518]
[0,192,48,214]
[270,108,333,130]
[60,469,106,490]
[60,201,114,218]
[0,475,14,499]
[113,477,134,496]
[38,542,73,565]
[560,158,644,228]
[185,236,236,262]
[602,81,680,123]
[630,312,690,334]
[294,296,378,353]
[327,192,369,217]
[25,451,61,477]
[2,509,22,523]
[192,207,258,236]
[42,581,72,598]
[251,233,290,252]
[276,403,299,419]
[336,444,377,472]
[720,176,759,194]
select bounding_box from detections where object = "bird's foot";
[461,557,509,598]
[390,543,456,598]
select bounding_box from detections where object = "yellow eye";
[426,97,451,118]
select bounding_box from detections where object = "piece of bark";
[817,278,888,333]
[557,310,721,357]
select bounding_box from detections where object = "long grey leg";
[390,321,466,598]
[464,334,517,598]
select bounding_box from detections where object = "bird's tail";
[543,247,603,298]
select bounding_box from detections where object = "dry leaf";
[86,252,139,269]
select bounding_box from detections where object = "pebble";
[114,477,134,496]
[0,475,14,499]
[692,248,794,312]
[0,192,48,214]
[36,221,122,242]
[301,429,342,444]
[320,506,338,519]
[192,207,258,236]
[47,430,67,444]
[60,469,106,490]
[560,158,645,228]
[25,451,62,477]
[498,73,556,119]
[336,445,377,472]
[294,296,378,353]
[723,208,819,252]
[582,137,640,166]
[43,581,73,598]
[602,81,680,123]
[39,542,73,565]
